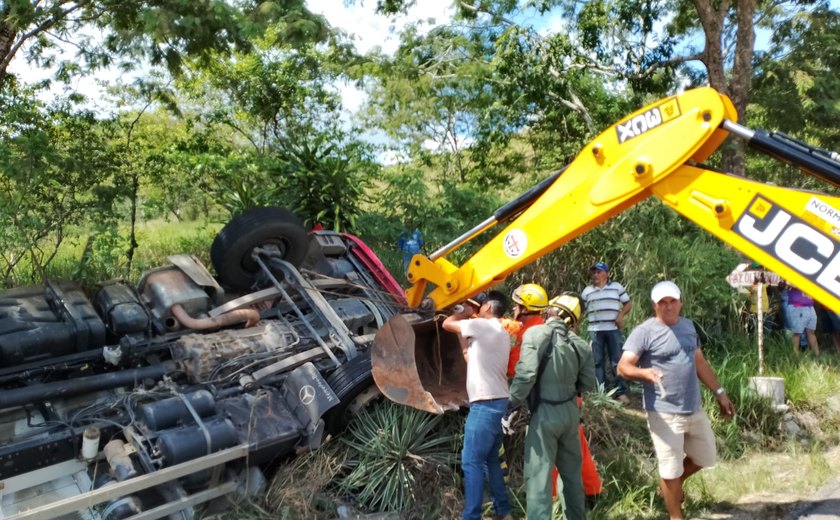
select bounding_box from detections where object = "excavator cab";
[371,87,840,415]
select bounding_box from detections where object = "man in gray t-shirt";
[618,281,734,520]
[624,316,701,414]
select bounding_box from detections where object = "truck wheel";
[211,207,309,291]
[323,350,381,435]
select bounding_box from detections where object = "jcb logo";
[735,196,840,298]
[615,99,681,144]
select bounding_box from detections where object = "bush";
[337,400,463,516]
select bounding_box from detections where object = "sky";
[305,0,455,114]
[308,0,454,55]
[7,1,456,116]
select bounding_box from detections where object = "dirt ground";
[692,444,840,519]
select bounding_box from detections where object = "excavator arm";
[653,165,840,314]
[373,86,840,414]
[406,87,840,312]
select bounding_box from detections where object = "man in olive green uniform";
[508,294,597,520]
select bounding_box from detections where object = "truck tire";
[323,350,380,435]
[211,207,309,291]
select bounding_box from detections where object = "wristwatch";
[714,387,726,396]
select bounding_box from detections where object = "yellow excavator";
[371,87,840,414]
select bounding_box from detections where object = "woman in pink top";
[785,285,820,356]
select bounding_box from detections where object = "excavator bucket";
[371,314,467,414]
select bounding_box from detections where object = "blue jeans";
[462,399,510,520]
[591,329,627,397]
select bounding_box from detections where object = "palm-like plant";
[339,400,462,513]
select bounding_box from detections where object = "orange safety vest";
[507,313,544,377]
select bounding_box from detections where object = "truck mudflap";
[371,314,467,415]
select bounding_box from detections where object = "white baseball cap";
[651,281,681,303]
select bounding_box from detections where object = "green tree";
[361,24,506,184]
[360,2,637,188]
[0,84,122,285]
[180,32,376,231]
[751,6,840,150]
[372,0,831,175]
[0,0,327,90]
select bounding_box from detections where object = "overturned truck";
[11,86,840,519]
[0,207,433,520]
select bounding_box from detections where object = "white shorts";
[646,410,717,480]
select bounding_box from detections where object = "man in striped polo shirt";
[581,262,633,404]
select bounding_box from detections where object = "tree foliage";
[0,0,328,90]
[177,30,376,231]
[0,83,122,284]
[0,0,839,335]
[751,6,840,149]
[361,24,503,183]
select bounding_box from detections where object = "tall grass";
[7,219,222,292]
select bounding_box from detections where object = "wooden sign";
[726,264,783,288]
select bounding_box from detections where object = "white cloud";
[307,0,455,55]
[305,1,456,158]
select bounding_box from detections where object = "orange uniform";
[507,313,543,377]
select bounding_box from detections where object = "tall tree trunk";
[0,18,17,89]
[692,0,757,177]
[725,0,758,176]
[693,0,729,90]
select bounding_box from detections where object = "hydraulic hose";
[430,167,566,260]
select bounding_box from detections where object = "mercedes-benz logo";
[299,385,316,405]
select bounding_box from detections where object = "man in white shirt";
[582,261,632,403]
[443,291,512,520]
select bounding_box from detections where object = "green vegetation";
[7,217,221,292]
[258,333,840,519]
[338,401,462,515]
[3,0,840,518]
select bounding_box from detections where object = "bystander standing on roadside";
[782,282,820,356]
[442,292,513,520]
[582,262,632,404]
[617,281,735,520]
